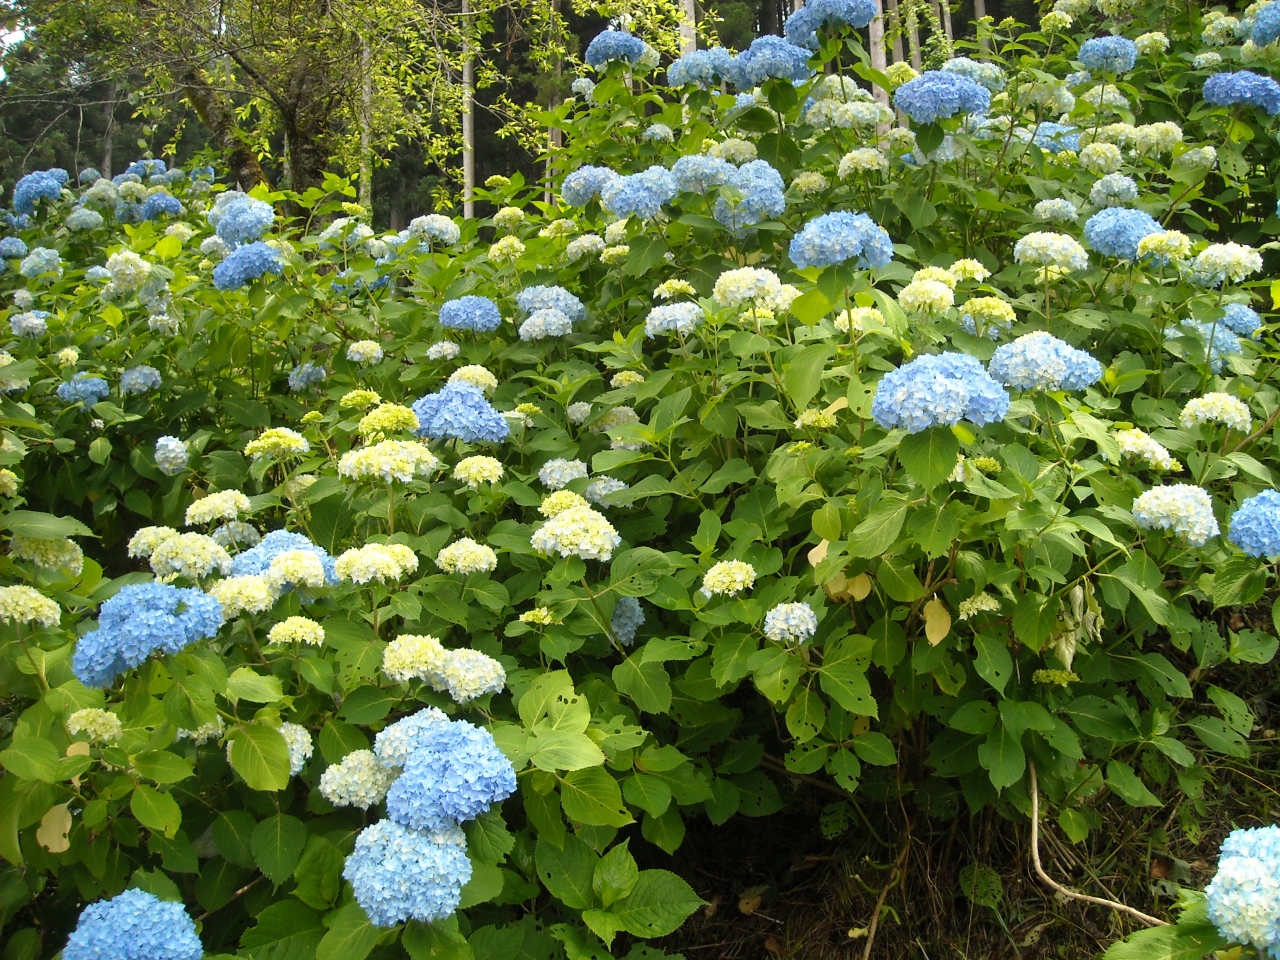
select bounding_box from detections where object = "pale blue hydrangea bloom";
[20,247,62,278]
[673,155,735,193]
[571,77,596,99]
[125,159,165,178]
[1253,2,1280,45]
[1088,173,1138,207]
[517,285,585,323]
[10,310,49,337]
[140,193,183,220]
[1204,71,1280,115]
[155,436,189,476]
[79,167,102,184]
[789,211,894,270]
[1083,207,1161,259]
[407,214,460,246]
[1221,825,1280,862]
[562,166,619,206]
[785,0,878,49]
[611,596,645,645]
[872,353,1010,433]
[941,56,1006,92]
[65,207,104,231]
[988,331,1103,391]
[1179,320,1243,373]
[211,241,284,290]
[288,362,325,392]
[600,166,679,219]
[57,373,110,405]
[519,308,573,340]
[713,159,787,233]
[1228,490,1280,558]
[1078,36,1138,74]
[1032,123,1081,154]
[642,123,675,143]
[215,195,275,245]
[1131,483,1220,546]
[893,71,991,123]
[73,582,224,687]
[763,602,818,643]
[1033,198,1079,222]
[727,36,814,89]
[63,888,203,960]
[667,47,734,86]
[585,476,629,505]
[0,236,28,258]
[645,303,704,337]
[539,458,588,489]
[85,265,110,281]
[120,365,162,396]
[585,29,647,68]
[12,170,65,215]
[374,707,451,767]
[1219,303,1263,339]
[385,719,518,830]
[211,521,260,549]
[439,295,501,332]
[343,819,472,927]
[231,529,338,583]
[412,382,511,443]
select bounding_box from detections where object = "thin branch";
[1028,762,1168,928]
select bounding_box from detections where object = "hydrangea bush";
[4,1,1280,957]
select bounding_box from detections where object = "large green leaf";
[783,344,833,411]
[607,869,705,938]
[227,723,291,792]
[977,727,1025,790]
[0,739,60,782]
[240,900,325,960]
[896,427,959,492]
[316,903,378,960]
[535,833,598,909]
[560,767,633,827]
[0,510,94,538]
[293,836,346,910]
[612,656,672,714]
[251,813,308,885]
[130,784,182,837]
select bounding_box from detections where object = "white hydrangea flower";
[436,538,498,575]
[335,543,419,584]
[454,456,504,488]
[382,634,449,685]
[150,533,232,580]
[267,616,326,646]
[531,505,621,561]
[185,490,252,526]
[68,708,123,742]
[208,575,278,616]
[1181,393,1252,432]
[280,722,314,775]
[700,560,757,597]
[319,749,396,809]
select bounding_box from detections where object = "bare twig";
[1028,762,1167,928]
[860,839,908,960]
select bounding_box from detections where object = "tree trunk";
[973,0,989,50]
[461,0,475,219]
[174,63,270,189]
[358,34,373,209]
[101,82,116,179]
[762,0,778,35]
[869,0,889,107]
[545,0,562,205]
[940,0,953,42]
[886,0,905,63]
[905,0,922,69]
[680,0,696,53]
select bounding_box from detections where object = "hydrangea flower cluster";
[667,47,734,86]
[1013,232,1090,272]
[1219,303,1263,338]
[789,211,894,270]
[988,332,1103,392]
[57,373,110,406]
[784,0,877,48]
[584,29,646,67]
[231,529,338,584]
[701,559,757,597]
[893,71,991,122]
[531,504,621,560]
[336,543,419,583]
[871,353,1010,433]
[1179,320,1243,372]
[13,169,66,215]
[1227,489,1280,559]
[63,888,203,960]
[439,295,501,332]
[1083,207,1161,259]
[727,35,813,88]
[713,160,787,232]
[941,56,1006,92]
[645,302,704,337]
[1181,393,1252,432]
[517,285,586,323]
[1206,826,1280,954]
[1078,35,1138,73]
[763,602,819,643]
[212,241,284,290]
[1132,484,1220,546]
[120,365,162,395]
[611,596,645,645]
[412,382,510,443]
[1203,70,1280,115]
[600,166,678,219]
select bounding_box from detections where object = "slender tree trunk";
[940,0,953,42]
[762,0,778,35]
[793,0,802,12]
[886,0,905,63]
[869,0,889,107]
[359,33,373,209]
[174,63,270,188]
[101,82,116,179]
[680,0,696,52]
[545,0,562,205]
[973,0,990,50]
[461,0,475,219]
[905,0,922,69]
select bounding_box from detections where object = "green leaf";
[226,666,285,704]
[783,344,833,411]
[785,687,825,744]
[613,656,672,714]
[530,730,607,772]
[251,813,308,885]
[1105,760,1162,807]
[293,836,345,910]
[977,727,1025,790]
[1012,594,1059,651]
[403,919,474,960]
[0,739,60,782]
[790,288,831,325]
[1213,555,1268,609]
[459,860,504,908]
[896,428,959,492]
[212,811,258,867]
[316,903,378,960]
[847,494,909,558]
[876,556,924,602]
[609,547,676,597]
[518,670,591,733]
[227,723,291,792]
[560,767,634,827]
[1100,924,1228,960]
[973,635,1013,696]
[241,900,325,960]
[464,811,515,865]
[131,750,194,784]
[819,638,877,717]
[852,732,896,766]
[130,784,182,838]
[623,773,673,818]
[0,510,94,539]
[536,833,599,909]
[608,869,705,938]
[88,436,113,464]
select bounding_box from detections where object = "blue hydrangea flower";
[600,166,679,219]
[763,602,818,644]
[893,71,991,123]
[79,168,102,184]
[1220,303,1263,339]
[1088,173,1139,207]
[667,47,735,86]
[645,303,704,338]
[386,718,518,831]
[140,193,182,220]
[215,195,275,245]
[112,173,141,186]
[871,352,1010,433]
[611,596,645,646]
[85,265,110,281]
[1033,122,1082,153]
[63,888,202,960]
[1083,207,1161,260]
[73,582,224,687]
[155,436,188,476]
[114,201,143,224]
[11,310,50,337]
[1078,36,1138,74]
[1205,842,1280,955]
[344,820,471,927]
[672,155,736,193]
[375,707,451,767]
[65,207,105,231]
[212,241,284,290]
[988,331,1103,391]
[231,529,338,582]
[585,29,646,67]
[413,382,511,444]
[439,295,501,332]
[1204,71,1280,115]
[519,308,573,341]
[13,170,65,215]
[1228,490,1280,558]
[941,56,1006,92]
[1221,825,1280,862]
[1180,320,1243,373]
[516,285,585,323]
[1254,2,1280,45]
[789,211,894,270]
[57,373,110,406]
[288,362,325,392]
[20,247,62,278]
[642,123,674,143]
[727,36,814,89]
[561,166,620,207]
[125,159,166,178]
[785,0,878,49]
[0,236,28,258]
[713,159,787,232]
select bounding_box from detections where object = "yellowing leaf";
[822,571,848,602]
[850,573,872,602]
[823,396,849,416]
[65,742,89,757]
[852,715,871,737]
[807,539,829,567]
[924,598,951,646]
[37,803,71,853]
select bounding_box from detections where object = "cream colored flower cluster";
[339,439,439,484]
[336,543,419,584]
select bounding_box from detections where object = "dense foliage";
[5,1,1280,958]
